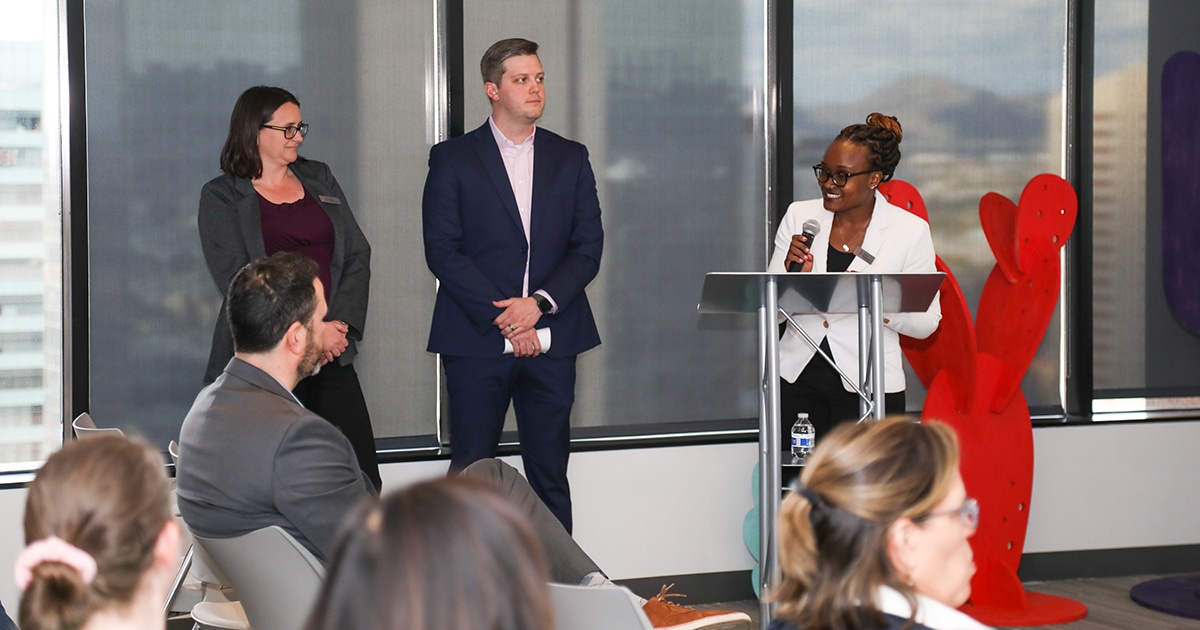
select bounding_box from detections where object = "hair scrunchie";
[14,536,98,591]
[791,481,825,508]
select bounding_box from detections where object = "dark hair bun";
[865,113,902,144]
[836,113,904,181]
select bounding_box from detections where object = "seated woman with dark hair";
[770,417,990,630]
[17,435,180,630]
[303,476,555,630]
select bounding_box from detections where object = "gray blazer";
[176,357,373,562]
[197,158,371,383]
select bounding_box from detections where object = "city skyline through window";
[0,0,63,467]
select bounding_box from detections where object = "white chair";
[549,583,654,630]
[188,599,249,630]
[71,412,123,439]
[193,526,326,630]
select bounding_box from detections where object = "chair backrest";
[549,583,653,630]
[71,412,124,439]
[162,438,234,614]
[192,526,326,630]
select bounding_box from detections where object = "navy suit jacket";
[423,122,603,358]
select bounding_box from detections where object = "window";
[84,0,767,447]
[0,0,63,468]
[84,0,436,446]
[461,0,767,430]
[793,1,1068,412]
[1091,0,1147,396]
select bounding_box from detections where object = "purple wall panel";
[1162,51,1200,334]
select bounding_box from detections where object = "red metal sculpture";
[882,175,1088,626]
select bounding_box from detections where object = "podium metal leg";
[869,275,886,420]
[856,276,872,421]
[854,275,888,422]
[759,277,781,628]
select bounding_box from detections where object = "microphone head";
[801,219,821,236]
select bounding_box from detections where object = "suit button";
[823,321,829,328]
[520,246,528,254]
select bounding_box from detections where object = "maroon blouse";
[258,189,335,302]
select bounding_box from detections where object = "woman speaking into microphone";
[767,113,941,449]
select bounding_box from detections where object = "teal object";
[743,461,761,597]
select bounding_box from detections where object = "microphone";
[787,219,821,272]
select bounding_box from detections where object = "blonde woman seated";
[303,476,554,630]
[16,435,180,630]
[770,417,989,630]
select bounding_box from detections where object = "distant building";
[0,40,57,465]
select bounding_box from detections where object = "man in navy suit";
[422,37,603,532]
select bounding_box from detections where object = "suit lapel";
[470,124,524,232]
[813,211,836,272]
[530,130,555,244]
[848,195,889,272]
[234,177,269,260]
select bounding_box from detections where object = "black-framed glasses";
[812,164,876,188]
[261,122,309,139]
[915,497,979,529]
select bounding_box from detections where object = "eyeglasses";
[812,164,876,188]
[261,122,309,139]
[914,497,979,530]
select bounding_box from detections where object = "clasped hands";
[321,320,350,365]
[494,296,542,357]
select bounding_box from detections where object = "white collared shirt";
[488,116,536,297]
[876,586,992,630]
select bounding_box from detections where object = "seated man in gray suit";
[175,251,748,630]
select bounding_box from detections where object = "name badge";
[853,247,875,265]
[319,195,342,205]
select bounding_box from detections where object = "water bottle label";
[799,436,813,449]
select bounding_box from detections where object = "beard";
[296,328,324,381]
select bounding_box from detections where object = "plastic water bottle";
[791,413,815,465]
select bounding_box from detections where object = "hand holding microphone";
[786,219,821,272]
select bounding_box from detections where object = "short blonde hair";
[772,417,960,630]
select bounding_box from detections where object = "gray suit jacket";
[176,357,373,562]
[197,158,371,383]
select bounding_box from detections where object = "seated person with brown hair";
[304,476,554,630]
[17,434,181,630]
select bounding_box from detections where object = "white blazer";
[767,192,941,391]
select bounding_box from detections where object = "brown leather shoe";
[641,584,751,630]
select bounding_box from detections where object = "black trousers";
[779,339,905,455]
[293,362,383,493]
